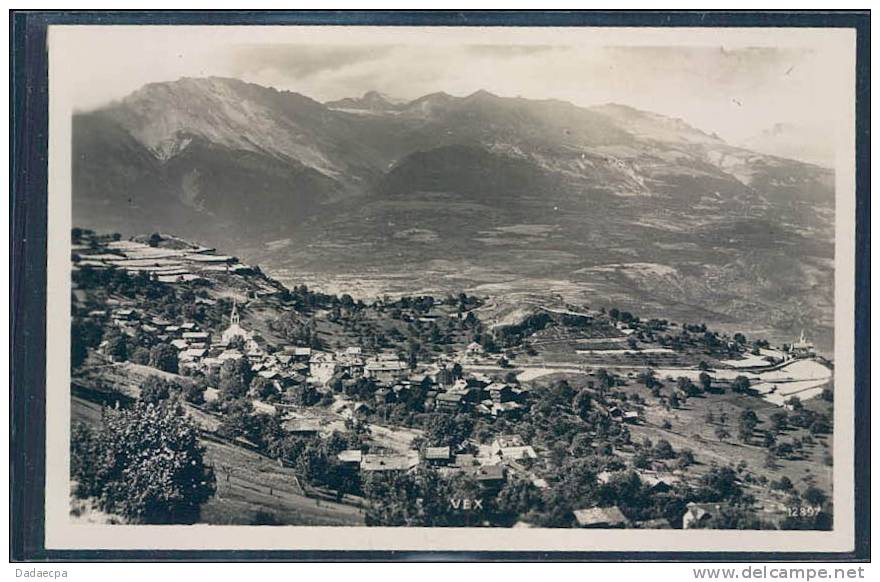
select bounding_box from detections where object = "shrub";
[70,402,215,523]
[140,376,173,404]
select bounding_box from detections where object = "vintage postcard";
[43,23,857,553]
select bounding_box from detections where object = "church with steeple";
[221,299,261,354]
[789,330,816,359]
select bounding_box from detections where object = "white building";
[309,351,338,384]
[220,300,261,354]
[789,330,816,358]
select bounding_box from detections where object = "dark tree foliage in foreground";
[149,343,179,374]
[362,467,485,527]
[691,506,774,530]
[139,376,175,404]
[71,402,216,524]
[71,318,104,367]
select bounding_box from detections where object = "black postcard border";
[9,9,871,562]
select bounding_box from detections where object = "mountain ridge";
[72,76,836,351]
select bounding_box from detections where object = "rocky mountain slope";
[72,77,836,351]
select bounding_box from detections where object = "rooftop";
[573,506,628,527]
[468,464,505,482]
[282,419,322,433]
[360,453,418,472]
[337,450,363,463]
[425,446,451,460]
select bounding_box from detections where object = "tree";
[770,411,789,433]
[425,413,473,448]
[638,369,658,389]
[129,346,151,365]
[802,486,827,506]
[653,439,675,460]
[182,382,206,405]
[216,398,255,441]
[731,375,751,394]
[266,434,308,466]
[696,466,742,502]
[570,433,593,457]
[362,467,483,527]
[290,384,321,407]
[250,376,277,400]
[677,448,696,469]
[451,363,464,380]
[147,233,162,247]
[809,417,831,436]
[552,459,600,511]
[692,506,771,530]
[572,389,592,420]
[595,369,615,391]
[738,410,759,443]
[71,318,103,367]
[140,376,173,404]
[218,357,253,400]
[70,402,215,523]
[149,343,178,373]
[698,372,713,392]
[771,476,794,491]
[774,441,797,460]
[632,448,652,469]
[104,329,129,362]
[678,376,701,397]
[715,426,731,442]
[296,441,330,484]
[495,477,543,525]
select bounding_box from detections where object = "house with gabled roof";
[682,502,727,529]
[435,391,465,411]
[360,452,419,473]
[337,450,363,464]
[424,446,451,465]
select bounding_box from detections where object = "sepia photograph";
[22,16,864,556]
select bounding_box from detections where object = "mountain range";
[72,77,836,351]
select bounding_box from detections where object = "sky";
[51,25,853,145]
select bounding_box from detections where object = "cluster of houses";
[179,303,532,420]
[91,298,533,422]
[335,434,542,493]
[331,360,531,419]
[93,305,216,358]
[572,500,726,530]
[570,500,737,529]
[787,330,816,359]
[432,374,529,418]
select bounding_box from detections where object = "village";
[69,230,836,530]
